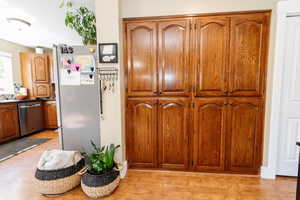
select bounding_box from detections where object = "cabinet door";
[31,54,49,83]
[33,84,51,98]
[126,22,158,96]
[158,98,190,170]
[226,98,263,173]
[158,19,191,96]
[0,104,20,143]
[126,98,158,168]
[229,14,269,96]
[45,102,58,129]
[195,17,229,97]
[193,98,227,171]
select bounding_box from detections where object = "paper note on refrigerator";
[60,69,81,86]
[74,55,95,72]
[80,73,95,85]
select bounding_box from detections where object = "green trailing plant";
[86,141,120,174]
[64,7,97,45]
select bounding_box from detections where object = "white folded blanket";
[37,150,83,170]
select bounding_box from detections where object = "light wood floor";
[0,130,297,200]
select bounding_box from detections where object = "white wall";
[95,0,125,162]
[0,39,34,84]
[121,0,275,18]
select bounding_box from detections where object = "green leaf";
[66,1,73,8]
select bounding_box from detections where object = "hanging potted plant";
[80,142,121,198]
[61,1,97,45]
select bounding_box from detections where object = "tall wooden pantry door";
[158,19,191,96]
[126,22,158,96]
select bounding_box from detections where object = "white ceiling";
[0,0,95,48]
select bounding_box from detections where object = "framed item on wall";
[98,43,118,63]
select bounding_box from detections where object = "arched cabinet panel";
[126,22,158,96]
[126,98,158,168]
[158,20,191,96]
[195,17,229,97]
[193,98,227,171]
[229,14,269,96]
[158,98,190,169]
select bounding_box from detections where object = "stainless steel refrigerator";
[54,44,101,153]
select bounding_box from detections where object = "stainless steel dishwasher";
[18,101,44,136]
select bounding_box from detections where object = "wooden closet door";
[126,98,158,168]
[195,17,229,97]
[193,98,227,171]
[158,98,190,170]
[226,98,263,173]
[126,22,158,96]
[158,19,191,96]
[229,13,269,97]
[31,54,49,83]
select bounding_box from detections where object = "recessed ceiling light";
[6,17,31,31]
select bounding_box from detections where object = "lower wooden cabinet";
[158,98,190,170]
[43,101,58,129]
[126,97,264,174]
[126,98,158,168]
[192,97,263,174]
[226,98,264,173]
[0,104,20,143]
[126,98,190,169]
[193,98,227,172]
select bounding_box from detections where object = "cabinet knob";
[224,90,228,93]
[228,90,233,93]
[224,102,228,105]
[229,101,233,105]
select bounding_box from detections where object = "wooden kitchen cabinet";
[31,54,49,83]
[228,13,269,97]
[126,98,158,168]
[33,84,51,98]
[43,101,58,129]
[0,104,20,143]
[158,19,191,96]
[158,98,190,170]
[194,17,229,97]
[126,22,158,97]
[124,11,270,174]
[20,53,52,98]
[226,98,264,173]
[193,98,227,172]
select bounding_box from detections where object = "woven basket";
[34,158,85,195]
[81,169,120,198]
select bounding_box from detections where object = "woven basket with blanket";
[34,150,85,195]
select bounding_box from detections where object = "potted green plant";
[80,142,121,198]
[64,6,97,45]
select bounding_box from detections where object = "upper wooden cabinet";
[226,98,263,173]
[195,17,229,97]
[126,22,158,96]
[125,12,269,98]
[229,14,269,96]
[0,104,20,143]
[158,20,191,96]
[20,53,52,98]
[193,98,227,171]
[158,98,190,170]
[126,98,158,168]
[31,54,49,83]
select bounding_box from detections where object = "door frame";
[262,0,300,179]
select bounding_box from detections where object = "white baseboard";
[120,160,128,179]
[261,166,276,179]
